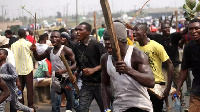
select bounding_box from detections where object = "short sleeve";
[156,44,169,62]
[181,45,190,70]
[42,61,49,72]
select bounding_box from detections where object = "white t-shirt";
[3,48,15,67]
[36,43,48,65]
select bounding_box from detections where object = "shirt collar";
[78,38,91,46]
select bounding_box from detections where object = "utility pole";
[66,3,69,26]
[0,5,7,22]
[76,0,78,26]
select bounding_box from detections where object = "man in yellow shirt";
[133,23,174,112]
[11,29,34,108]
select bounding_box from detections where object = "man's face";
[75,24,89,41]
[188,22,200,41]
[50,32,61,46]
[61,37,67,45]
[162,24,170,35]
[5,33,9,38]
[0,50,6,61]
[133,25,145,42]
[104,37,112,55]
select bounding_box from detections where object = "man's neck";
[139,37,149,46]
[80,36,89,44]
[54,43,62,50]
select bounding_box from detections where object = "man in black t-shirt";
[74,22,106,112]
[5,30,19,48]
[172,18,200,112]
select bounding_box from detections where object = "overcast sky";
[1,0,185,19]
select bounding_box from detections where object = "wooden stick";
[129,0,150,24]
[100,0,121,61]
[94,11,98,41]
[60,54,79,95]
[34,13,36,42]
[175,10,178,31]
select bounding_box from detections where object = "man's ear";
[87,31,91,35]
[144,32,146,36]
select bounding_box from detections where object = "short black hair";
[18,29,26,38]
[0,49,8,55]
[189,18,200,25]
[52,30,61,37]
[136,23,148,32]
[79,22,92,32]
[5,30,12,35]
[161,22,170,29]
[59,28,67,33]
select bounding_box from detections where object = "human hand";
[55,69,66,75]
[16,79,21,90]
[83,68,95,76]
[69,75,76,84]
[114,61,128,74]
[171,90,180,99]
[30,44,36,52]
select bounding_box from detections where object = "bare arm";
[163,59,174,97]
[115,49,155,88]
[177,69,188,92]
[30,44,51,61]
[44,71,51,78]
[101,53,111,110]
[56,47,76,74]
[0,78,10,103]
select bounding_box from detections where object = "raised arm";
[0,78,10,103]
[101,53,111,110]
[30,44,51,61]
[115,48,155,88]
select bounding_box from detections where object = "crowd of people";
[0,17,199,112]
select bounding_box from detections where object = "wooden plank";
[100,0,121,61]
[175,10,178,31]
[34,13,37,41]
[94,11,98,41]
[129,0,150,24]
[60,54,79,95]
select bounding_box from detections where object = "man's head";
[38,34,48,43]
[70,29,78,42]
[0,36,9,48]
[50,30,62,47]
[101,24,105,28]
[75,22,91,41]
[161,23,170,36]
[18,29,27,38]
[59,28,68,34]
[0,49,8,62]
[5,30,12,38]
[61,32,70,45]
[103,22,127,55]
[133,23,148,42]
[188,18,200,41]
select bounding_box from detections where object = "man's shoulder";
[132,47,148,60]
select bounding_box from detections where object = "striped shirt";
[11,38,33,75]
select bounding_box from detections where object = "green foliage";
[183,0,200,20]
[186,0,196,10]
